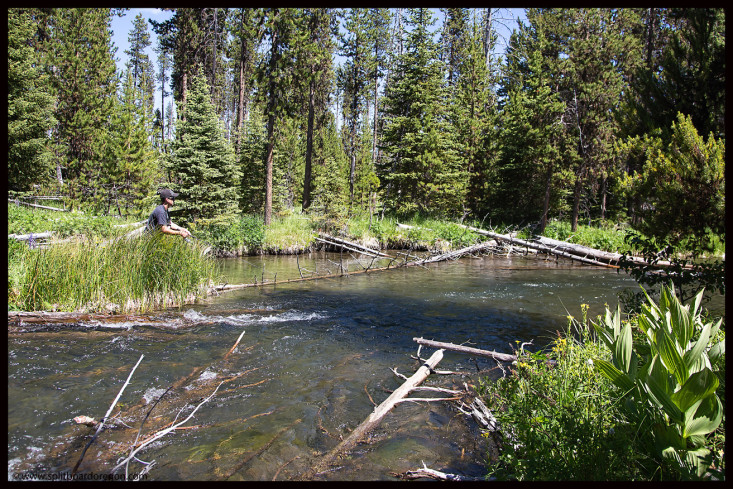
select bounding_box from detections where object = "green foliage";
[191,213,264,254]
[480,315,647,480]
[97,70,159,216]
[593,284,725,479]
[379,8,467,218]
[7,204,135,239]
[262,210,317,253]
[540,220,632,253]
[619,113,725,253]
[619,231,725,307]
[49,8,119,209]
[621,8,725,143]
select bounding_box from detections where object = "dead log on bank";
[8,198,68,212]
[458,224,694,270]
[458,225,617,268]
[8,231,56,241]
[301,349,446,479]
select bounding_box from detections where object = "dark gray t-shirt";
[146,204,171,233]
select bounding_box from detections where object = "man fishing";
[146,188,191,239]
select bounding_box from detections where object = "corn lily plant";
[592,284,724,479]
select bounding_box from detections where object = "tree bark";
[303,81,315,210]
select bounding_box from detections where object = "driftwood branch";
[72,354,144,476]
[395,462,484,481]
[413,337,517,362]
[111,381,225,476]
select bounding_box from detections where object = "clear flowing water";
[7,253,681,481]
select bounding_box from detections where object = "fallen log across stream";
[317,232,391,258]
[300,349,447,479]
[457,224,695,270]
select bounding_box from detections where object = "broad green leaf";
[615,319,633,373]
[684,447,712,479]
[683,395,722,438]
[670,368,719,413]
[655,328,688,386]
[708,339,725,366]
[709,317,722,339]
[690,289,704,324]
[592,320,614,351]
[668,292,692,346]
[644,356,684,425]
[594,358,635,391]
[654,423,686,452]
[683,321,711,372]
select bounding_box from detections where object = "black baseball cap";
[158,188,179,200]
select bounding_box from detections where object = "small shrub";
[479,314,647,480]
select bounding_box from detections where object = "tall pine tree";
[48,8,119,208]
[379,8,465,217]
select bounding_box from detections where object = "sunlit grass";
[262,209,317,254]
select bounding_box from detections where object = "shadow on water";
[9,254,719,480]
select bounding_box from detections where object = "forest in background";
[7,8,725,257]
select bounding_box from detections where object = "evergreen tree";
[8,8,57,191]
[299,8,336,211]
[621,8,725,142]
[231,8,265,155]
[379,8,465,217]
[151,9,205,120]
[98,70,158,216]
[364,8,392,169]
[125,13,155,112]
[447,9,497,220]
[620,113,725,253]
[239,107,268,214]
[167,70,240,221]
[48,8,119,208]
[154,31,173,148]
[258,8,298,225]
[496,43,566,229]
[312,116,350,219]
[338,8,371,204]
[560,9,636,230]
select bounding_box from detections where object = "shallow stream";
[9,253,694,481]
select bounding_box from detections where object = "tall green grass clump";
[14,233,221,313]
[540,219,630,253]
[8,203,140,239]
